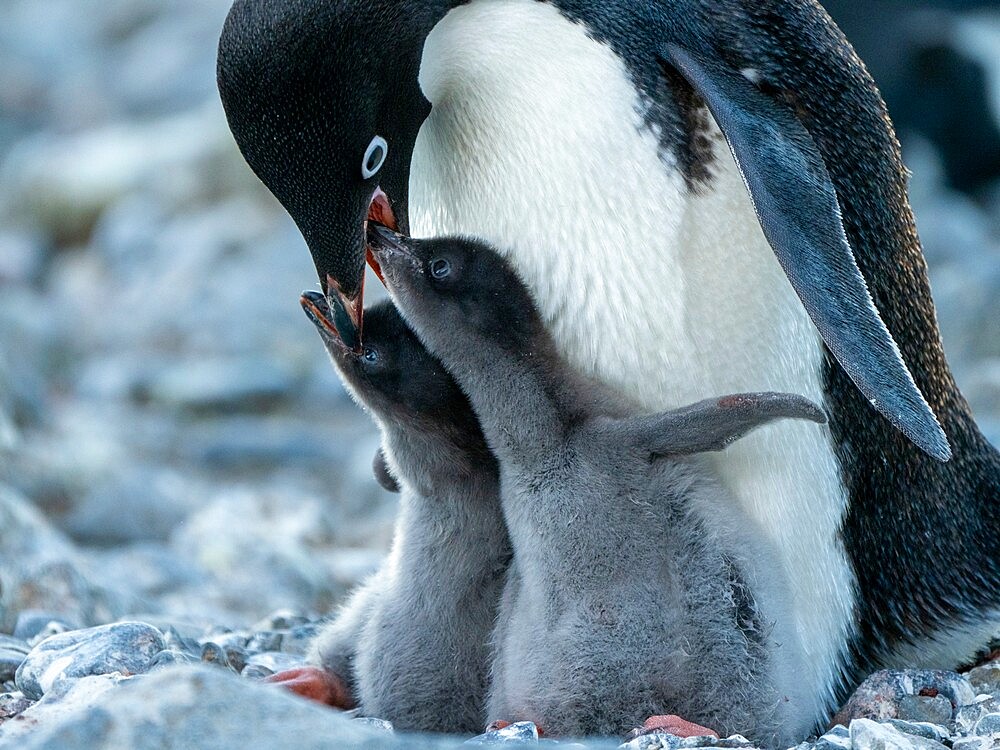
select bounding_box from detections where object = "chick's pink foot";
[627,714,719,740]
[264,666,355,709]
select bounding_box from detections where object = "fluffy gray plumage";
[372,230,825,745]
[302,298,510,733]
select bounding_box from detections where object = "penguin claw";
[264,666,356,709]
[626,715,719,740]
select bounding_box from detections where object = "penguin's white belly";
[411,0,852,727]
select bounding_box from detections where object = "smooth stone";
[149,650,195,671]
[0,673,131,745]
[26,620,77,648]
[973,713,1000,735]
[884,720,950,743]
[968,663,1000,699]
[199,631,248,652]
[811,725,852,750]
[956,698,1000,736]
[619,738,680,750]
[0,636,30,654]
[467,721,540,744]
[849,719,948,750]
[0,691,32,722]
[246,630,282,653]
[223,646,247,674]
[896,696,953,726]
[244,651,303,674]
[353,717,394,733]
[13,611,79,643]
[835,671,976,725]
[239,664,273,681]
[951,740,997,750]
[280,624,320,655]
[252,610,311,632]
[678,738,752,749]
[14,621,164,700]
[161,627,200,658]
[0,649,27,682]
[200,642,230,669]
[9,665,458,750]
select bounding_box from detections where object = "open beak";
[324,188,398,352]
[301,290,350,352]
[366,223,419,277]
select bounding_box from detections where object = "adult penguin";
[217,0,1000,731]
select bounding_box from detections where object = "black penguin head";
[300,294,483,447]
[367,226,545,357]
[219,0,435,349]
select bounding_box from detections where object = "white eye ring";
[362,136,388,179]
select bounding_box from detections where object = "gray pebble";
[352,716,394,733]
[619,736,680,750]
[252,610,310,631]
[884,719,950,743]
[967,663,1000,700]
[200,631,248,652]
[246,630,282,653]
[955,697,1000,736]
[0,691,33,722]
[200,642,231,670]
[951,740,997,750]
[0,648,27,682]
[13,611,79,643]
[897,695,953,726]
[467,721,541,744]
[161,627,200,658]
[244,651,303,674]
[14,621,165,700]
[240,664,273,681]
[809,725,852,750]
[679,737,752,749]
[835,670,975,725]
[223,646,247,674]
[280,623,320,655]
[149,650,196,671]
[973,712,1000,736]
[0,636,30,654]
[849,718,948,750]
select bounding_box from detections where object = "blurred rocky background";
[0,0,398,634]
[0,0,997,744]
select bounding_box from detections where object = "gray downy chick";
[300,293,510,733]
[369,227,824,746]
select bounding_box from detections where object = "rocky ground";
[0,1,997,748]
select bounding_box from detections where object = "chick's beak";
[322,188,398,352]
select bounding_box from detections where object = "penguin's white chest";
[410,0,852,728]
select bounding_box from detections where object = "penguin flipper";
[373,446,401,493]
[660,43,952,462]
[615,392,826,458]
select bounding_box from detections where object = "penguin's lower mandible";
[217,0,1000,733]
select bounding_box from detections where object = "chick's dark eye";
[362,346,380,364]
[430,258,451,279]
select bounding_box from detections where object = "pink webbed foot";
[626,714,720,740]
[264,666,356,709]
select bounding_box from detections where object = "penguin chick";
[299,294,510,733]
[370,227,825,745]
